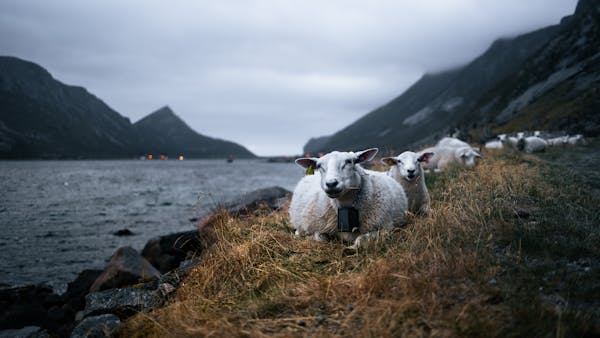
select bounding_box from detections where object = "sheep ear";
[418,152,434,163]
[295,158,317,169]
[475,150,483,158]
[381,157,398,166]
[355,148,378,163]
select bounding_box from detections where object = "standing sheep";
[382,151,434,215]
[289,148,408,254]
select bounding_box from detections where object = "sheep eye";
[315,163,321,169]
[345,159,352,165]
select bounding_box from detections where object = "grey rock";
[0,326,49,338]
[90,246,160,292]
[63,269,103,312]
[70,314,120,338]
[142,231,203,274]
[82,288,154,318]
[222,186,291,214]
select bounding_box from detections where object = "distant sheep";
[501,135,520,149]
[419,138,482,171]
[546,136,568,146]
[485,138,503,149]
[567,134,586,145]
[517,136,547,153]
[382,151,433,215]
[289,148,408,254]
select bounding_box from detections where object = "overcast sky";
[0,0,578,156]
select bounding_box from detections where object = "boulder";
[112,229,134,236]
[70,314,120,338]
[0,285,59,331]
[89,247,160,292]
[81,288,154,319]
[141,231,204,274]
[221,186,290,214]
[0,326,49,338]
[62,270,103,312]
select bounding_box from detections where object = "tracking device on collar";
[338,207,359,232]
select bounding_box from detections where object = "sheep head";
[382,151,433,181]
[455,147,482,167]
[295,148,378,198]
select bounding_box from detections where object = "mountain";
[133,106,255,158]
[309,0,598,154]
[0,56,256,159]
[465,0,600,139]
[0,56,136,158]
[303,135,332,156]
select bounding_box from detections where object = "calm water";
[0,159,303,293]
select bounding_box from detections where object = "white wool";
[518,136,547,153]
[383,151,432,215]
[437,137,470,149]
[485,139,503,149]
[418,138,482,171]
[289,149,408,253]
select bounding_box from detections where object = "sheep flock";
[289,131,588,254]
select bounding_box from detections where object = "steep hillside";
[311,0,596,154]
[466,0,600,139]
[0,56,136,158]
[133,106,256,159]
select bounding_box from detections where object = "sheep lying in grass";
[567,134,586,145]
[485,138,503,149]
[289,148,407,254]
[382,151,434,215]
[500,134,520,149]
[419,138,482,171]
[517,136,547,153]
[547,136,568,146]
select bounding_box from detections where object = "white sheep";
[546,136,568,146]
[289,148,408,254]
[419,139,482,171]
[485,138,503,149]
[501,135,520,149]
[381,151,434,215]
[567,134,586,145]
[517,136,547,153]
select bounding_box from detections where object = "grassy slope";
[118,146,599,337]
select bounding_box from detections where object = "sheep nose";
[407,169,415,174]
[325,179,339,189]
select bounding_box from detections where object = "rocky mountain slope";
[309,0,598,154]
[0,57,255,159]
[133,106,255,158]
[0,56,136,158]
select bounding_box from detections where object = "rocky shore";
[0,186,290,338]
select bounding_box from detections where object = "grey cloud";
[0,0,578,155]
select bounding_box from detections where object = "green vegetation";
[118,148,599,337]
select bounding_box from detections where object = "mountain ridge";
[0,57,255,159]
[308,0,597,154]
[133,105,255,158]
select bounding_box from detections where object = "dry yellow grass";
[118,149,599,337]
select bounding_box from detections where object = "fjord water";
[0,159,303,293]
